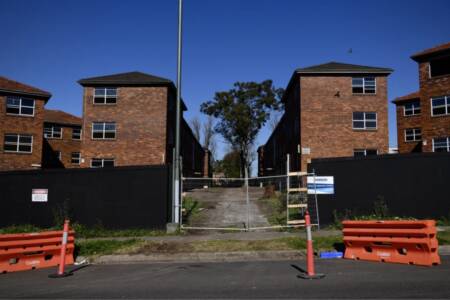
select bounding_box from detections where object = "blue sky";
[1,0,449,164]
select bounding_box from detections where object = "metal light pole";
[173,0,183,224]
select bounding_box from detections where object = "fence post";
[245,167,250,231]
[180,157,184,227]
[286,154,290,223]
[313,169,320,230]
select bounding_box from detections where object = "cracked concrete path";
[184,186,270,230]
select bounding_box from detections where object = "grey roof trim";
[0,88,52,99]
[78,71,173,86]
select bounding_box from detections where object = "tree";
[201,80,284,177]
[202,116,216,161]
[214,150,241,178]
[190,117,201,141]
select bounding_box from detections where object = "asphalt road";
[1,257,449,299]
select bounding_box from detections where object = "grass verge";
[76,239,143,257]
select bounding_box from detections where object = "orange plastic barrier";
[342,220,440,267]
[0,230,75,273]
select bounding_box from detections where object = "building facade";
[78,71,207,176]
[0,76,51,171]
[259,62,392,175]
[42,109,82,168]
[393,42,450,153]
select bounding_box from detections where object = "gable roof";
[44,109,82,126]
[392,91,420,104]
[78,71,172,86]
[411,41,450,62]
[0,76,51,100]
[295,61,393,74]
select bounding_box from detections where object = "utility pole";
[173,0,183,224]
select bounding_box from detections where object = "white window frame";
[92,122,116,140]
[44,126,63,139]
[403,101,421,116]
[93,87,117,105]
[71,152,81,164]
[432,137,450,152]
[72,128,82,140]
[3,134,33,153]
[404,128,422,142]
[55,151,62,161]
[430,95,450,116]
[352,77,376,94]
[6,96,35,117]
[90,158,115,168]
[352,112,377,130]
[353,149,378,157]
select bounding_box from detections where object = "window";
[6,97,35,116]
[94,87,117,104]
[91,158,115,168]
[72,128,82,140]
[429,57,450,78]
[92,122,116,139]
[432,137,450,152]
[405,128,422,142]
[44,125,62,139]
[352,77,376,94]
[353,112,377,130]
[3,134,33,153]
[431,96,450,116]
[55,151,61,160]
[71,152,81,164]
[354,149,378,157]
[404,101,421,116]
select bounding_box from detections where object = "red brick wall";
[0,95,46,171]
[417,61,450,152]
[80,86,168,167]
[395,102,422,153]
[43,124,82,168]
[299,75,389,171]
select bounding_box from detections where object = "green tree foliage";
[214,150,241,178]
[201,80,284,177]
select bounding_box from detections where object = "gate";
[180,162,320,231]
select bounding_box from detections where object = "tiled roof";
[44,109,82,126]
[411,41,450,61]
[295,61,393,74]
[0,76,51,99]
[392,91,420,104]
[78,71,172,86]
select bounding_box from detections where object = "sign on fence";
[307,176,334,194]
[32,189,48,202]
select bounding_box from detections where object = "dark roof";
[0,76,51,100]
[78,71,172,86]
[411,42,450,62]
[392,91,420,104]
[295,61,393,74]
[44,109,82,126]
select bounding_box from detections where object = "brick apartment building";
[42,109,82,168]
[258,62,392,175]
[0,76,51,171]
[78,71,207,176]
[393,42,450,153]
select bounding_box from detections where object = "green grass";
[76,239,142,256]
[438,230,450,245]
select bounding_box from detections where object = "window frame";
[352,112,378,130]
[432,137,450,152]
[90,158,115,168]
[71,152,81,164]
[6,96,35,117]
[93,87,117,105]
[72,128,82,140]
[403,101,421,116]
[44,125,63,139]
[3,134,33,154]
[404,128,422,142]
[430,96,450,117]
[91,122,116,140]
[352,77,377,95]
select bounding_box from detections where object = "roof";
[78,71,172,86]
[44,109,82,126]
[0,76,51,100]
[295,61,393,74]
[392,91,420,104]
[411,42,450,62]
